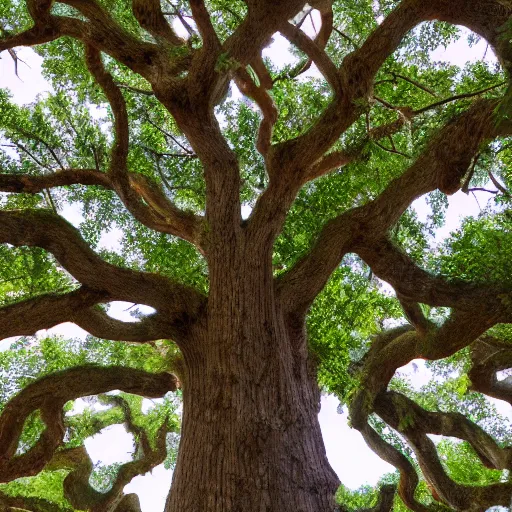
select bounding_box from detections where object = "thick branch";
[132,0,184,46]
[83,46,205,247]
[233,67,277,159]
[375,391,512,471]
[469,337,512,405]
[375,390,512,509]
[0,491,67,512]
[0,168,205,247]
[279,21,342,95]
[357,422,429,512]
[1,2,165,82]
[0,168,111,192]
[0,288,106,340]
[278,98,511,313]
[0,365,177,483]
[0,209,206,342]
[55,395,171,511]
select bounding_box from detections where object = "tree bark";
[165,239,339,512]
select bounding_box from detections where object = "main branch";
[0,209,205,343]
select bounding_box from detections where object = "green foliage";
[1,0,511,508]
[0,470,72,510]
[435,212,512,285]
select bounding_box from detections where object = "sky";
[0,9,509,512]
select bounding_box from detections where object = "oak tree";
[1,0,512,510]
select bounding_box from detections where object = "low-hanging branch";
[374,390,512,510]
[0,365,177,483]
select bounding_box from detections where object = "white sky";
[0,15,509,512]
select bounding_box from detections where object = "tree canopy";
[1,0,512,510]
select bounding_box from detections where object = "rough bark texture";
[166,245,339,512]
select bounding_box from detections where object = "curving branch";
[1,1,163,82]
[355,421,429,512]
[279,20,341,96]
[83,46,205,248]
[270,0,512,175]
[72,305,175,343]
[350,303,508,424]
[348,324,512,511]
[0,365,177,483]
[469,337,512,405]
[375,391,512,471]
[374,390,512,510]
[0,209,206,343]
[278,98,512,314]
[233,67,277,159]
[52,394,172,511]
[0,168,205,248]
[0,288,108,340]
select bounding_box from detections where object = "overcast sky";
[0,13,507,511]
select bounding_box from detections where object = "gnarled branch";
[0,365,177,483]
[278,98,512,314]
[0,209,206,343]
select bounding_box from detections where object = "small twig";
[143,115,194,155]
[488,170,510,196]
[332,27,358,48]
[154,155,174,192]
[309,11,318,36]
[117,83,154,96]
[471,190,482,211]
[467,187,498,194]
[92,145,101,172]
[461,153,480,194]
[163,1,196,37]
[392,72,437,97]
[45,188,58,213]
[374,95,399,111]
[414,81,506,115]
[12,141,49,170]
[374,140,410,158]
[142,145,197,159]
[14,128,65,170]
[296,8,313,30]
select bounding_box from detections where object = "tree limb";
[0,365,177,483]
[0,209,206,342]
[278,98,511,313]
[279,20,341,95]
[375,390,512,509]
[132,0,184,46]
[469,337,512,405]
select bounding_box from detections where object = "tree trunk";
[165,238,340,512]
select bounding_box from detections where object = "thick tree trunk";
[165,238,339,512]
